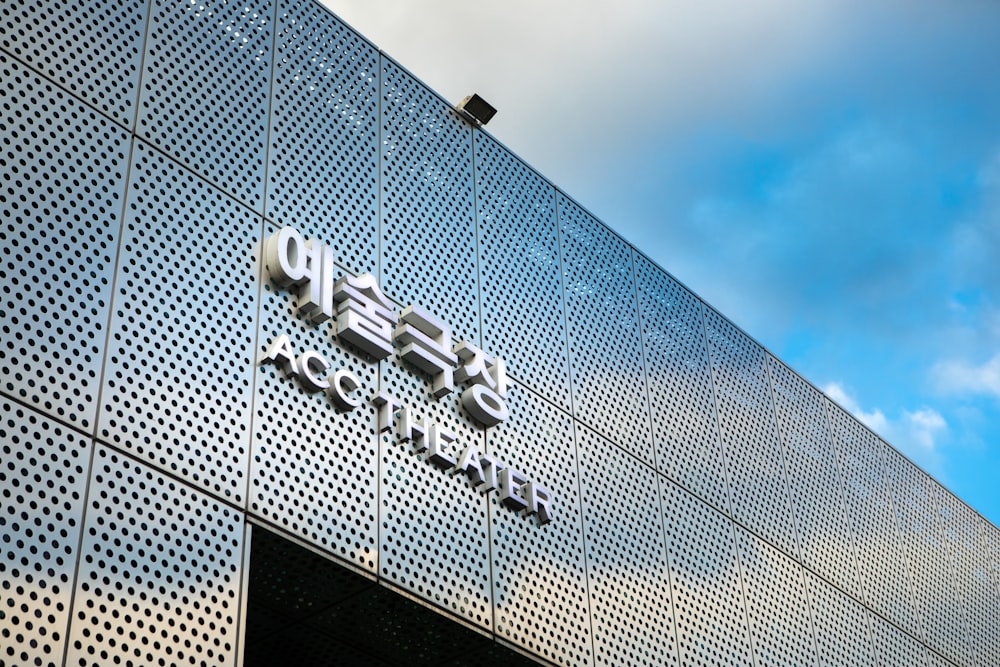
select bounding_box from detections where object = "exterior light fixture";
[456,94,497,127]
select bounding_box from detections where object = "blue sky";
[325,0,1000,525]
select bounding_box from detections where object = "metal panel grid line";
[767,355,859,597]
[805,570,874,666]
[735,524,818,666]
[136,0,274,210]
[634,252,729,514]
[868,611,929,667]
[883,441,968,664]
[702,304,798,559]
[4,1,1000,665]
[557,193,653,463]
[926,650,961,667]
[379,57,480,345]
[0,0,147,126]
[0,54,131,434]
[248,226,381,572]
[97,141,258,505]
[0,398,92,667]
[474,132,572,411]
[577,425,676,667]
[266,0,380,276]
[985,522,1000,665]
[826,399,919,637]
[378,357,493,631]
[661,477,753,667]
[65,445,244,667]
[938,488,996,667]
[487,379,591,667]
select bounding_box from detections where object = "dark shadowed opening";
[243,525,546,667]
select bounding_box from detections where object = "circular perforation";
[267,0,379,275]
[250,263,380,572]
[883,444,966,662]
[703,306,798,558]
[937,490,992,665]
[827,400,918,636]
[635,253,729,513]
[0,0,146,125]
[735,525,817,666]
[475,133,571,411]
[1,399,90,667]
[379,60,480,344]
[66,446,243,667]
[557,193,652,461]
[577,425,677,666]
[137,0,273,208]
[925,650,958,667]
[378,357,492,630]
[98,142,256,503]
[768,356,859,596]
[662,477,753,667]
[806,570,874,665]
[0,54,130,431]
[869,611,929,667]
[488,379,591,666]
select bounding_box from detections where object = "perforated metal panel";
[926,651,959,667]
[735,525,817,666]
[249,229,380,571]
[1,399,90,667]
[66,446,244,667]
[267,0,379,275]
[883,442,967,664]
[806,570,873,666]
[137,0,273,208]
[826,400,918,636]
[379,59,480,343]
[475,133,571,410]
[378,357,493,630]
[938,490,996,667]
[702,306,797,557]
[98,142,256,504]
[0,54,130,431]
[0,0,146,125]
[869,610,928,667]
[634,253,728,513]
[7,1,1000,665]
[577,425,675,667]
[768,356,858,595]
[558,194,652,462]
[986,521,1000,661]
[661,478,753,667]
[488,379,591,666]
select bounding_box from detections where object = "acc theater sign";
[260,226,554,525]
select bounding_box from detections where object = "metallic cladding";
[2,1,998,666]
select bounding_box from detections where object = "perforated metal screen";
[703,306,798,558]
[826,400,919,636]
[1,398,90,667]
[0,54,129,432]
[768,356,859,597]
[884,442,968,664]
[634,254,729,514]
[558,195,652,462]
[3,0,999,665]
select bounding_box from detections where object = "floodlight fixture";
[456,94,497,127]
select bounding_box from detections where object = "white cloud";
[823,382,947,473]
[932,354,1000,400]
[323,0,853,186]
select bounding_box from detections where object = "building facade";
[1,1,998,666]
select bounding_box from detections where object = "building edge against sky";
[1,1,998,666]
